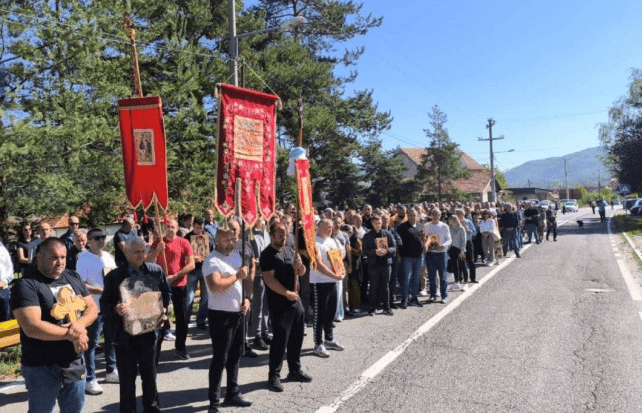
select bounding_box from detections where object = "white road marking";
[315,245,532,413]
[608,214,642,302]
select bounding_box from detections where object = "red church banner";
[118,96,169,210]
[296,159,318,268]
[215,84,278,226]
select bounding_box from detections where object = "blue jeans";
[501,229,520,256]
[186,267,208,326]
[84,314,116,381]
[516,227,524,248]
[23,362,86,413]
[426,252,448,300]
[525,223,539,243]
[0,287,11,322]
[400,256,424,302]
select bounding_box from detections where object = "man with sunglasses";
[60,216,81,252]
[76,228,118,395]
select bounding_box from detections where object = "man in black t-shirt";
[524,205,540,244]
[396,209,425,309]
[260,221,312,393]
[11,237,98,412]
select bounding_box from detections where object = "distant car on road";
[525,199,539,206]
[539,200,552,208]
[565,201,579,213]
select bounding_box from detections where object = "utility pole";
[228,0,238,87]
[478,118,503,203]
[597,168,602,193]
[564,158,569,199]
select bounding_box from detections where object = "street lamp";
[228,2,305,87]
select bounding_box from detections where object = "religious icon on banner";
[234,116,264,162]
[376,237,388,251]
[119,275,164,336]
[191,234,210,261]
[327,249,346,277]
[300,176,313,216]
[134,129,156,165]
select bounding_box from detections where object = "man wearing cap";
[76,228,118,395]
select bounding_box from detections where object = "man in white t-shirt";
[424,209,452,304]
[76,228,118,394]
[203,226,254,413]
[310,219,346,358]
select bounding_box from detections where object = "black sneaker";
[399,300,407,309]
[196,324,207,331]
[175,349,190,360]
[243,345,258,358]
[267,376,284,392]
[368,309,375,316]
[253,336,269,351]
[390,303,399,309]
[384,309,394,316]
[262,334,273,345]
[408,299,423,308]
[224,393,252,407]
[287,370,313,382]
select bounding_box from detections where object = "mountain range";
[502,147,609,189]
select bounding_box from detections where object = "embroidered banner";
[118,96,168,210]
[295,159,318,268]
[215,84,278,226]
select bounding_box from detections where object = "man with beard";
[260,221,312,392]
[203,227,254,412]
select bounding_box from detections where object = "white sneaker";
[164,331,176,341]
[85,379,103,395]
[418,289,428,297]
[105,370,119,384]
[324,340,344,351]
[313,344,330,358]
[449,283,461,291]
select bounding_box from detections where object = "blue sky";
[331,0,642,171]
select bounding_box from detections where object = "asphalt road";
[3,206,642,413]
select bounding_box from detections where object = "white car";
[539,200,552,208]
[565,201,579,213]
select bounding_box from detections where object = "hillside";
[503,147,609,188]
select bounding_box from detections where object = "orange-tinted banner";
[296,159,317,268]
[118,96,168,210]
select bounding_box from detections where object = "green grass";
[615,215,642,237]
[0,345,22,377]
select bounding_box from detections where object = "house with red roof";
[396,147,501,202]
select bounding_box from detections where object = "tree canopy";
[0,0,411,237]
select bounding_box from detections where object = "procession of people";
[5,196,579,412]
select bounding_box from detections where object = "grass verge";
[0,345,22,379]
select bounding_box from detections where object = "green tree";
[415,105,470,202]
[599,69,642,193]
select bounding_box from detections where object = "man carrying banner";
[310,219,346,358]
[203,227,254,412]
[260,221,312,392]
[147,219,195,361]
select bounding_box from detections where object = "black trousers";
[367,265,391,311]
[155,286,188,364]
[448,247,463,283]
[388,259,400,307]
[115,333,160,413]
[208,310,243,404]
[311,283,337,345]
[546,223,558,240]
[465,240,476,282]
[267,299,304,378]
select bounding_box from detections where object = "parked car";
[613,199,621,205]
[625,198,639,211]
[565,201,579,213]
[539,200,552,208]
[525,199,539,206]
[630,199,642,215]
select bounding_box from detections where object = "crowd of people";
[3,199,567,413]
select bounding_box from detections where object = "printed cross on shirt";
[50,287,87,323]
